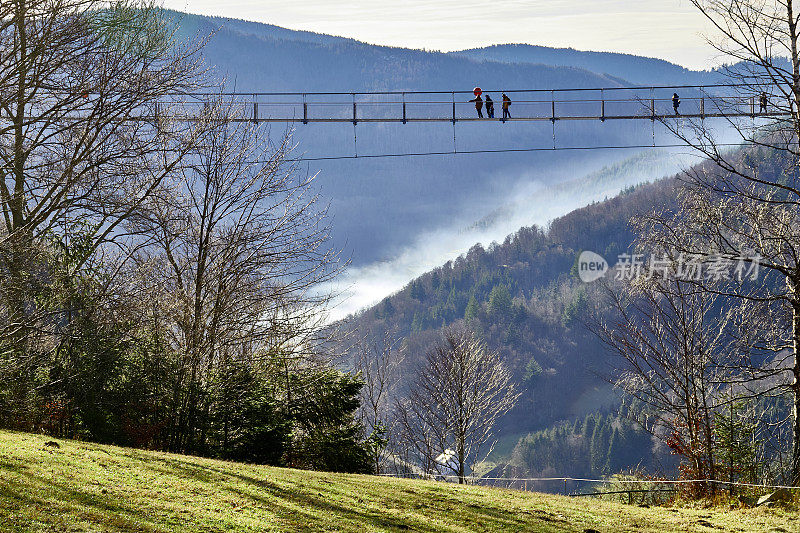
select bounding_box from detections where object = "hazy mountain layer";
[450,44,718,86]
[169,11,718,269]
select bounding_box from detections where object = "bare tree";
[0,0,205,281]
[132,102,341,454]
[352,327,403,474]
[0,0,207,425]
[643,0,800,482]
[396,324,519,483]
[592,275,745,494]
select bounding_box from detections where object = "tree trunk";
[791,299,800,485]
[785,0,800,487]
[7,1,30,340]
[458,439,465,484]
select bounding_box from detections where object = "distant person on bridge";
[672,93,680,115]
[469,94,484,117]
[502,93,511,120]
[760,92,768,113]
[485,94,495,118]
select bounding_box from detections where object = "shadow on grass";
[127,455,434,532]
[0,467,170,532]
[0,448,579,532]
[179,461,575,532]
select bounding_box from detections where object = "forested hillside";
[343,173,681,477]
[347,139,799,483]
[506,409,660,484]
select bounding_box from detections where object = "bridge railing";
[26,87,784,123]
[212,94,780,122]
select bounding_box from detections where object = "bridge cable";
[271,142,745,163]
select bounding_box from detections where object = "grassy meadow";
[0,430,797,532]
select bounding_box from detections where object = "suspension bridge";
[157,84,783,124]
[6,83,775,160]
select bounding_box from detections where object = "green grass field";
[0,430,797,532]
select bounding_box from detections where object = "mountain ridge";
[450,43,718,86]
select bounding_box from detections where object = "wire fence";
[374,472,800,498]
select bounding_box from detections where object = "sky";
[162,0,720,70]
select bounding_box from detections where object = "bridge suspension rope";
[275,142,745,163]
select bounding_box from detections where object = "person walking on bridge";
[672,92,680,115]
[759,92,768,114]
[485,94,495,118]
[469,94,484,118]
[502,93,511,121]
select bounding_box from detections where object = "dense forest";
[347,140,799,485]
[341,175,681,477]
[507,409,660,483]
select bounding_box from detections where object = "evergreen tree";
[523,356,543,381]
[714,401,760,484]
[605,427,621,474]
[411,312,424,332]
[511,302,528,323]
[379,298,395,318]
[288,369,372,474]
[409,280,426,301]
[590,418,611,474]
[464,294,480,321]
[488,284,512,318]
[561,289,587,327]
[583,414,597,444]
[430,271,441,290]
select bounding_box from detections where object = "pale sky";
[163,0,721,70]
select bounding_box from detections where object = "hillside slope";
[339,174,689,480]
[449,44,716,86]
[0,431,795,532]
[170,11,628,93]
[344,176,680,432]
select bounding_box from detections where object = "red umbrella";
[473,87,482,96]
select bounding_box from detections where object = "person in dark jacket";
[672,92,680,115]
[469,94,484,117]
[759,92,768,113]
[502,93,511,120]
[485,94,495,118]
